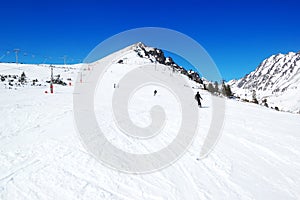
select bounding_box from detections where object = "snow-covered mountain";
[230,52,300,113]
[0,44,300,199]
[0,42,202,91]
[122,42,202,83]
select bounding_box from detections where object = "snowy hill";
[0,63,82,90]
[0,44,300,199]
[229,52,300,113]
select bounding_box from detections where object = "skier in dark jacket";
[154,90,157,96]
[195,91,203,107]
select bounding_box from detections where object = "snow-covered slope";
[230,52,300,113]
[1,44,300,199]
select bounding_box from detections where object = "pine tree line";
[205,80,233,97]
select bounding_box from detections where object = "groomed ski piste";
[0,44,300,200]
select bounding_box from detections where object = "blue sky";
[0,0,299,80]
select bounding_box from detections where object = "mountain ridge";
[117,42,203,84]
[230,51,300,113]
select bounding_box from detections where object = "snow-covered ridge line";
[0,43,204,90]
[124,42,203,84]
[229,51,300,113]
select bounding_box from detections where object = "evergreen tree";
[225,85,233,97]
[214,81,219,94]
[20,72,26,83]
[207,83,214,93]
[221,81,226,96]
[252,90,258,104]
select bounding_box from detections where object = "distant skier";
[195,91,203,107]
[154,90,157,96]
